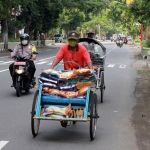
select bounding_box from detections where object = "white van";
[54,34,63,43]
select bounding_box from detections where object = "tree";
[0,0,36,49]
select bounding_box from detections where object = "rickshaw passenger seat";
[41,95,86,106]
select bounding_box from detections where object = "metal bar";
[84,88,90,118]
[43,104,85,108]
[33,116,90,122]
[36,84,42,117]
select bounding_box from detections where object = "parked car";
[127,36,132,41]
[54,34,63,43]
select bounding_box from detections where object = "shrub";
[142,40,147,47]
[146,39,150,47]
[142,40,150,48]
[134,38,141,43]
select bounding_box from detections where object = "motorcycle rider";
[123,36,128,44]
[9,33,37,87]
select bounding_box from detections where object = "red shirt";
[56,44,91,70]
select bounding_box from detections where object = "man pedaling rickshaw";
[50,30,93,70]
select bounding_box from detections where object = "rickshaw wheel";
[73,121,76,124]
[90,92,98,140]
[100,71,105,103]
[31,90,40,137]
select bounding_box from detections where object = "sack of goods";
[38,68,96,98]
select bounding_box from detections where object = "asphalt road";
[0,42,139,150]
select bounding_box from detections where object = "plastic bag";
[43,104,72,116]
[77,82,94,89]
[78,87,88,96]
[73,69,91,75]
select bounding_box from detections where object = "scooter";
[8,49,38,97]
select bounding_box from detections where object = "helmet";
[20,33,29,46]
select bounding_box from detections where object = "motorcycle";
[116,40,123,48]
[124,39,128,44]
[8,49,38,97]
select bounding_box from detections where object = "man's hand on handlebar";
[8,55,13,59]
[31,57,36,60]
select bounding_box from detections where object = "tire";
[31,90,40,137]
[16,81,21,97]
[90,92,98,140]
[25,88,30,93]
[100,71,105,103]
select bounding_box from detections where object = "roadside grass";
[137,67,150,79]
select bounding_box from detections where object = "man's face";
[88,33,94,38]
[68,39,78,47]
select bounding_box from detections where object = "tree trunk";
[24,19,31,34]
[146,26,150,39]
[33,30,38,40]
[1,18,8,50]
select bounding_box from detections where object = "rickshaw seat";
[41,95,86,106]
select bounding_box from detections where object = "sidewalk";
[131,45,150,150]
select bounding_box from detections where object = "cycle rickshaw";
[31,38,106,140]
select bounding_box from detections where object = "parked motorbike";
[8,49,38,97]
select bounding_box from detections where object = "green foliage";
[142,40,150,48]
[145,40,150,48]
[134,38,140,43]
[129,0,150,24]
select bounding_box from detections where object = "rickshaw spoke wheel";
[31,90,40,137]
[90,92,98,140]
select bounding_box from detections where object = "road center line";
[0,141,9,149]
[102,46,116,58]
[0,69,9,73]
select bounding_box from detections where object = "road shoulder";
[131,48,150,150]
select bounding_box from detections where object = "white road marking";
[47,49,51,51]
[119,65,126,68]
[113,111,118,112]
[0,69,9,73]
[0,56,9,58]
[36,61,47,65]
[0,61,14,65]
[0,141,9,149]
[47,62,52,65]
[39,56,55,61]
[107,64,115,67]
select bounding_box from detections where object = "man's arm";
[50,45,65,69]
[9,45,18,58]
[87,62,93,69]
[50,58,60,69]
